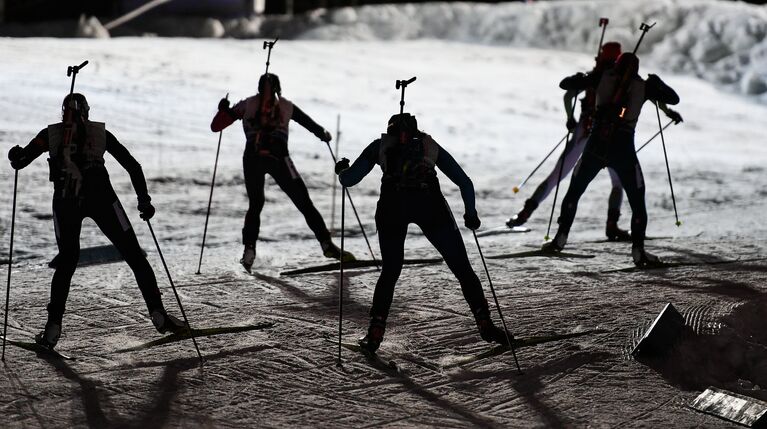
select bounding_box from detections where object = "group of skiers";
[6,32,682,355]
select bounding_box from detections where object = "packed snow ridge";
[293,0,767,102]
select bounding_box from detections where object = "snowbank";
[297,0,767,102]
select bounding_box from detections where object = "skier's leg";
[417,196,508,344]
[529,123,589,204]
[242,156,266,248]
[271,156,336,249]
[418,197,485,311]
[46,199,83,331]
[90,196,164,314]
[611,156,648,249]
[545,152,603,250]
[605,167,630,241]
[360,197,407,352]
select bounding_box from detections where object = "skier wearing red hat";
[508,42,638,240]
[542,52,683,266]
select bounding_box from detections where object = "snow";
[295,0,767,102]
[0,27,766,429]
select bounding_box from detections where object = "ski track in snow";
[0,38,766,427]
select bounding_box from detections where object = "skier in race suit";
[541,52,682,267]
[336,113,511,353]
[507,42,683,241]
[7,93,186,350]
[211,73,352,272]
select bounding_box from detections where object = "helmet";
[258,73,282,96]
[62,93,89,120]
[615,52,639,77]
[386,113,418,142]
[597,42,622,66]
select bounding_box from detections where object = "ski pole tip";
[544,235,550,241]
[675,221,682,227]
[512,186,520,194]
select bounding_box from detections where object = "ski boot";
[35,321,61,350]
[151,309,188,334]
[474,308,512,346]
[358,316,386,354]
[506,198,538,228]
[541,231,568,254]
[632,246,663,268]
[240,244,256,273]
[605,210,631,242]
[321,240,356,262]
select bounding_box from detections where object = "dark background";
[1,0,765,22]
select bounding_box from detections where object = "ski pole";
[336,186,346,365]
[196,93,228,275]
[263,37,278,74]
[544,95,578,240]
[636,120,673,154]
[472,231,522,374]
[596,18,609,56]
[512,133,568,194]
[146,220,204,364]
[324,142,379,269]
[654,102,682,227]
[2,170,19,361]
[330,114,341,235]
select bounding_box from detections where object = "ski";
[116,322,275,353]
[280,258,442,276]
[488,249,595,260]
[475,225,531,238]
[600,256,767,274]
[0,335,75,360]
[442,329,607,369]
[329,338,401,375]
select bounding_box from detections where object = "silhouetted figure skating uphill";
[336,112,511,354]
[7,93,186,350]
[211,73,352,272]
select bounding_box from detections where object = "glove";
[665,108,683,124]
[335,158,350,175]
[138,200,155,221]
[8,145,23,169]
[464,212,481,230]
[320,129,332,143]
[566,117,577,132]
[218,98,230,112]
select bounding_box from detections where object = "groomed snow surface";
[0,35,766,427]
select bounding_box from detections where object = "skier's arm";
[563,89,578,124]
[8,129,49,170]
[291,104,329,141]
[657,102,684,124]
[106,131,151,203]
[210,98,244,132]
[645,74,680,105]
[436,146,476,216]
[559,72,596,92]
[338,140,379,187]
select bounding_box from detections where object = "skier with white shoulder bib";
[210,73,353,272]
[541,52,681,267]
[7,93,187,350]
